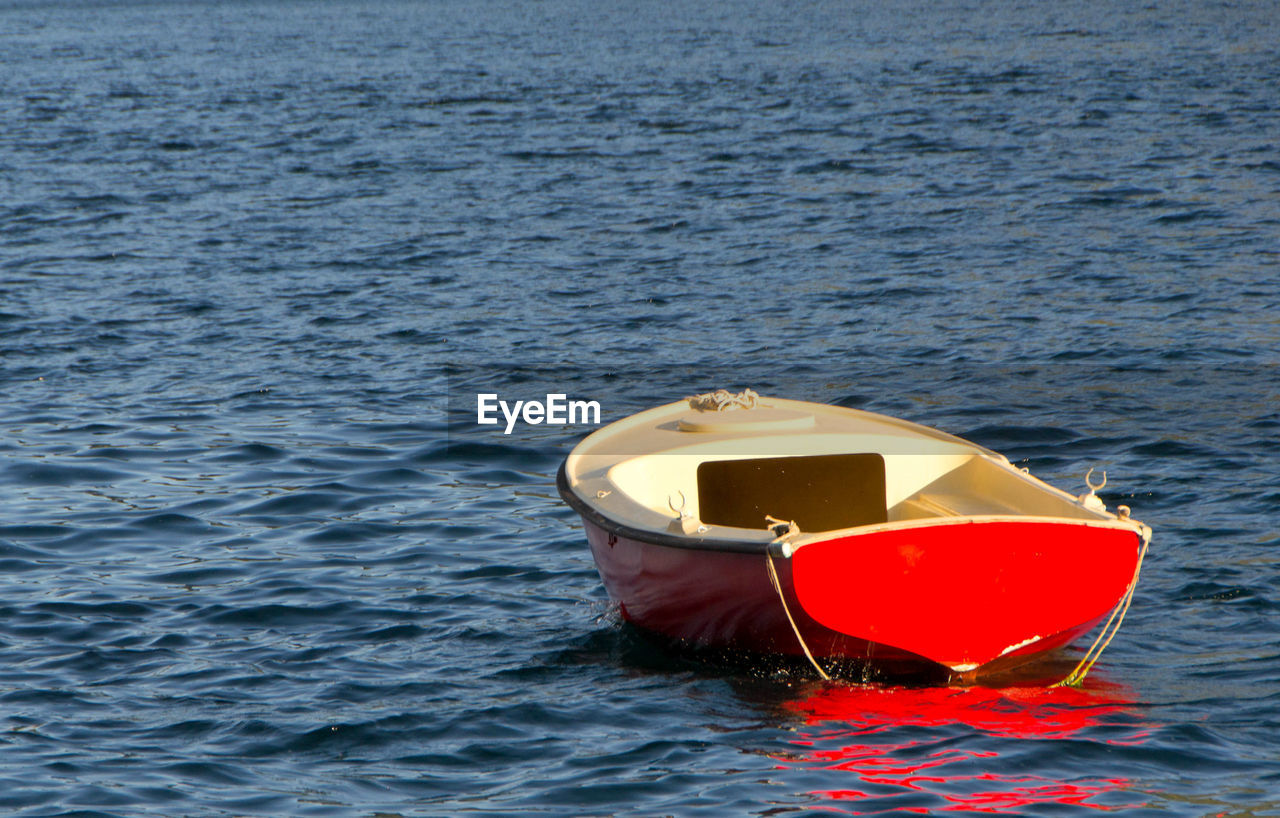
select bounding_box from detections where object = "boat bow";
[787,517,1143,672]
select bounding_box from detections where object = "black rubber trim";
[556,460,771,555]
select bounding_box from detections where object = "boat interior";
[604,447,1103,535]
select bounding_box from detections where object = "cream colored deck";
[563,396,1131,546]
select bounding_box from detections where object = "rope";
[686,388,760,412]
[765,550,831,681]
[1054,529,1150,688]
[764,514,800,544]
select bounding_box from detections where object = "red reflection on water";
[777,682,1150,814]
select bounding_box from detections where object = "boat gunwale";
[557,460,1148,556]
[557,461,772,555]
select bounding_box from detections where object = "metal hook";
[668,490,688,517]
[1085,467,1107,492]
[1079,468,1108,512]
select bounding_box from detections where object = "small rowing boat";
[557,390,1150,681]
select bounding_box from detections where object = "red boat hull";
[792,520,1142,671]
[581,516,1141,677]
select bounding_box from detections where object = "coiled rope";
[686,388,760,412]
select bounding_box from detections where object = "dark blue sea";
[2,0,1279,814]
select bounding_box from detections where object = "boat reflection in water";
[774,675,1151,814]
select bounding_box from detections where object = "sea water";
[2,0,1278,814]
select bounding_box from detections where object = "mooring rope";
[1054,529,1151,688]
[765,549,831,681]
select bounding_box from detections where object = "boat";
[557,390,1151,681]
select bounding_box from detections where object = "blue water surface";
[2,0,1278,814]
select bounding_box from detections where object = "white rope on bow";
[686,388,760,412]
